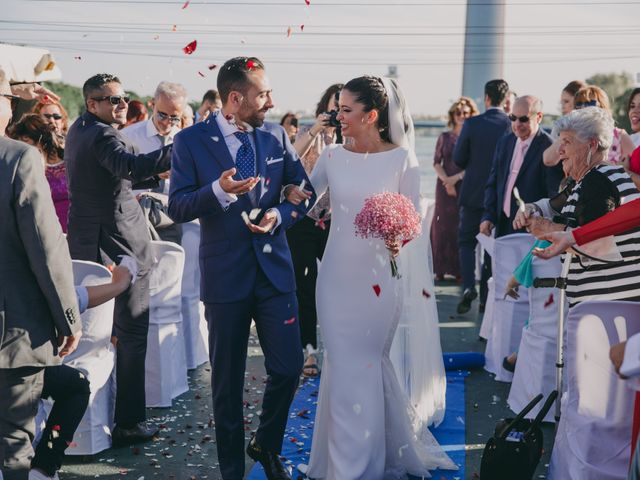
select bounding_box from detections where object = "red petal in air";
[172,24,177,32]
[422,289,431,299]
[544,294,554,308]
[372,284,381,297]
[300,24,305,31]
[305,0,310,4]
[208,64,218,70]
[284,317,296,325]
[246,59,255,70]
[287,26,293,38]
[198,71,205,77]
[181,0,190,8]
[183,40,197,55]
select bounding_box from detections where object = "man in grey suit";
[65,73,172,444]
[0,68,81,480]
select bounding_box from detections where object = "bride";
[294,76,457,479]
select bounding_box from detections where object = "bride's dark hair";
[343,76,391,143]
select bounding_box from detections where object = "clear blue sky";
[2,0,639,116]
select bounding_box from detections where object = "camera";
[324,109,340,128]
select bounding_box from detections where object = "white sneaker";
[28,469,59,480]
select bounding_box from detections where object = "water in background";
[415,127,445,200]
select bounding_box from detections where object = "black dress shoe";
[456,288,478,314]
[502,356,516,373]
[246,436,291,480]
[112,421,159,447]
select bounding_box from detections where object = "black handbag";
[480,390,558,480]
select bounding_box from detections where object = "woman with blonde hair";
[431,96,478,280]
[32,99,69,136]
[8,113,69,231]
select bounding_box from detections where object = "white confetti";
[352,404,362,415]
[211,136,219,142]
[304,267,309,276]
[249,208,262,220]
[263,244,272,253]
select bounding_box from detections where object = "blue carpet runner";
[248,370,467,480]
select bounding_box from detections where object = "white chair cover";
[484,233,536,382]
[479,277,495,341]
[508,255,564,422]
[36,260,116,455]
[180,220,209,369]
[549,301,640,480]
[145,241,189,407]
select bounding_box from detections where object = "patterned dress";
[45,161,70,232]
[430,130,461,277]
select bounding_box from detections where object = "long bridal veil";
[382,77,448,428]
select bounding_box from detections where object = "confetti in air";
[287,26,293,38]
[284,317,296,325]
[305,0,310,4]
[183,40,197,54]
[263,244,272,253]
[171,24,177,31]
[300,24,305,31]
[181,0,190,8]
[74,56,82,60]
[197,71,205,77]
[544,293,554,308]
[208,64,218,70]
[422,289,431,299]
[372,284,381,297]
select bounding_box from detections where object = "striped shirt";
[563,164,640,306]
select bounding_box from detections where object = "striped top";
[563,164,640,306]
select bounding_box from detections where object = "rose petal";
[372,284,381,296]
[208,63,218,70]
[544,293,554,308]
[246,59,255,69]
[197,71,205,77]
[182,40,197,55]
[181,0,190,8]
[304,0,310,4]
[422,289,431,299]
[300,24,305,31]
[171,24,177,32]
[284,317,296,325]
[286,26,292,38]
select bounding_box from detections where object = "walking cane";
[533,252,573,427]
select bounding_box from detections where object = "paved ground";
[59,280,554,479]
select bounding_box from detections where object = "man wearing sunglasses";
[65,73,173,446]
[1,67,81,480]
[480,95,562,240]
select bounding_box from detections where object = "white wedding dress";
[306,144,457,479]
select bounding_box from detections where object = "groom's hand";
[246,209,278,234]
[219,168,260,195]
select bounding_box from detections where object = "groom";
[168,57,315,480]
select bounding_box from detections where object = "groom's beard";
[239,106,269,128]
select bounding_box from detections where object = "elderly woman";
[516,106,640,307]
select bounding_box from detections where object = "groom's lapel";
[198,118,236,173]
[253,128,270,203]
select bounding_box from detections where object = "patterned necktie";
[234,131,256,179]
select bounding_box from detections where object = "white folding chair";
[508,255,564,422]
[145,240,189,407]
[484,233,536,381]
[180,220,209,370]
[549,301,640,480]
[37,260,116,455]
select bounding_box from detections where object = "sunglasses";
[575,100,598,109]
[509,114,531,123]
[92,95,130,105]
[156,111,181,124]
[43,113,63,120]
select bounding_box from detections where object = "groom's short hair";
[217,57,265,104]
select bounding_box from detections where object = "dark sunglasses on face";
[509,114,531,123]
[156,111,181,124]
[92,95,130,105]
[43,113,63,120]
[575,100,598,109]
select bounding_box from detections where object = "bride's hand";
[386,241,401,258]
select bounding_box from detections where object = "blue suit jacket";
[453,108,512,208]
[482,128,562,228]
[168,117,315,303]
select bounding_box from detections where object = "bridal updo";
[343,75,391,143]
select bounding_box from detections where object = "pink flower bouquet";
[354,192,422,278]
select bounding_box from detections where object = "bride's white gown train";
[306,144,456,480]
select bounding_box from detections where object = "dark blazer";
[65,111,172,269]
[482,128,562,228]
[168,116,315,304]
[0,137,80,368]
[453,108,512,208]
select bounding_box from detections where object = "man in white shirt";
[122,81,187,193]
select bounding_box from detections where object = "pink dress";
[45,161,70,232]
